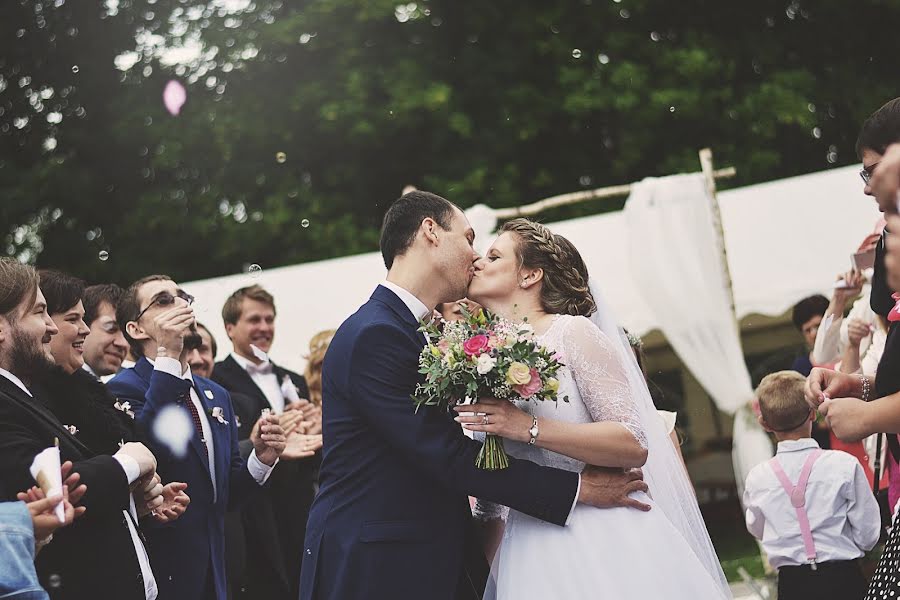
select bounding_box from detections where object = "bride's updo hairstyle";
[499,218,596,317]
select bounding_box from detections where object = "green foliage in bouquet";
[412,307,567,469]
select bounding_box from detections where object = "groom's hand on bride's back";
[578,466,651,511]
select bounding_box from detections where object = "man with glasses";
[82,283,130,379]
[108,275,287,600]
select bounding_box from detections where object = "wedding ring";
[482,415,490,425]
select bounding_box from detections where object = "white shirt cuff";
[113,453,141,485]
[564,474,581,526]
[247,450,277,485]
[153,356,184,378]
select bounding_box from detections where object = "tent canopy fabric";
[184,165,881,373]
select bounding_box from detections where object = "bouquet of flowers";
[412,308,567,470]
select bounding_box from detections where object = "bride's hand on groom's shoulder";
[578,466,651,512]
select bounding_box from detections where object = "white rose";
[476,353,497,375]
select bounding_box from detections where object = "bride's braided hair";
[499,218,596,317]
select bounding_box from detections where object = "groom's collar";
[380,280,432,322]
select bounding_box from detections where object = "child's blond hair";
[756,370,811,431]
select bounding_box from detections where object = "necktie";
[182,386,208,450]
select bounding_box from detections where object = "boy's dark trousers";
[778,559,866,600]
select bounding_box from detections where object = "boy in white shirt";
[744,370,880,600]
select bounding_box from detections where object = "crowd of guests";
[742,96,900,600]
[9,95,900,600]
[0,265,332,600]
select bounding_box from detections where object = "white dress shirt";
[743,438,880,568]
[152,357,275,501]
[229,352,285,414]
[0,368,158,599]
[379,282,581,524]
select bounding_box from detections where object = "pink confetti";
[163,80,187,116]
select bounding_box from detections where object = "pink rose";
[437,339,450,353]
[514,368,543,399]
[463,334,490,357]
[487,333,499,349]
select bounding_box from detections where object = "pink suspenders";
[768,449,824,570]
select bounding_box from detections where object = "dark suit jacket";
[0,375,146,600]
[299,285,579,600]
[212,355,317,600]
[108,358,263,600]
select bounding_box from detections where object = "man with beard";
[0,258,160,599]
[108,275,287,600]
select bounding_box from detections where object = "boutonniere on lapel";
[113,400,135,419]
[281,375,301,403]
[63,424,79,436]
[209,406,229,425]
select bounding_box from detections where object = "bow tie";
[247,361,274,376]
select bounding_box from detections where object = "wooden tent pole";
[699,147,738,321]
[493,165,736,219]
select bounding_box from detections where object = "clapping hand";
[151,482,190,523]
[284,399,322,435]
[133,473,164,517]
[60,460,88,508]
[281,432,323,460]
[846,318,873,348]
[251,412,286,466]
[17,483,81,542]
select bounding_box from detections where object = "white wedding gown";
[476,315,730,599]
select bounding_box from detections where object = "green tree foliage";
[1,0,897,284]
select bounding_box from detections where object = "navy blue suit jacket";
[108,358,262,600]
[299,285,579,600]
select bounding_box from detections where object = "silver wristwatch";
[528,417,539,445]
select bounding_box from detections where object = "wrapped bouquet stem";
[412,308,566,470]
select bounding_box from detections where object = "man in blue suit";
[300,191,651,600]
[109,275,286,600]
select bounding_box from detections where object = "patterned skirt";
[867,516,900,599]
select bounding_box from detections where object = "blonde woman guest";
[303,330,336,435]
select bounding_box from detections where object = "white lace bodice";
[473,314,647,520]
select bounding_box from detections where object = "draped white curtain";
[622,174,773,484]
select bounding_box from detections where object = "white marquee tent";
[184,164,881,375]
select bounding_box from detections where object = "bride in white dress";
[461,218,731,599]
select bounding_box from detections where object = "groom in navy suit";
[300,191,650,600]
[108,275,286,600]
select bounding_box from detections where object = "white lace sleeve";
[561,316,648,449]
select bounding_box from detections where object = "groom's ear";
[421,217,440,246]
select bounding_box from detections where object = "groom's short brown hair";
[380,191,457,269]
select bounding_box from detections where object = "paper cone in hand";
[29,447,65,523]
